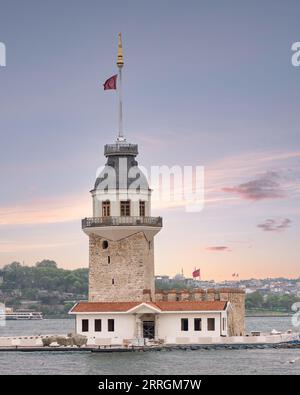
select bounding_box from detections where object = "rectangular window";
[82,319,89,332]
[102,201,110,217]
[194,318,202,331]
[181,318,188,331]
[120,201,130,216]
[95,319,102,332]
[139,201,145,217]
[222,317,226,331]
[207,318,215,331]
[108,319,115,332]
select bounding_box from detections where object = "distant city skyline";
[0,1,299,280]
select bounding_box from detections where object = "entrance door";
[143,321,155,339]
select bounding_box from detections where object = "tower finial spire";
[116,33,125,142]
[117,33,124,68]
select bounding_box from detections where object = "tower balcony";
[82,216,162,229]
[104,143,138,157]
[82,216,163,241]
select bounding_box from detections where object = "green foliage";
[0,261,88,317]
[0,261,88,295]
[155,279,192,291]
[245,292,264,309]
[246,292,300,313]
[36,260,57,269]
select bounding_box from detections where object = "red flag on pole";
[103,74,117,90]
[192,269,200,278]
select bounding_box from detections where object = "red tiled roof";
[71,302,139,313]
[70,300,227,313]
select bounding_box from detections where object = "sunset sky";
[0,1,299,280]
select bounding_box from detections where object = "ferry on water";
[0,308,43,320]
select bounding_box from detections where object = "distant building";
[155,275,170,283]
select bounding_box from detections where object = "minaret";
[82,35,162,302]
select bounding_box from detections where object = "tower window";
[120,200,130,216]
[102,200,110,217]
[102,240,108,249]
[139,201,145,217]
[108,256,111,264]
[82,319,89,332]
[95,319,102,332]
[108,319,115,332]
[112,278,114,285]
[181,318,188,331]
[207,318,215,331]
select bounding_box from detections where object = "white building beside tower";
[69,35,244,346]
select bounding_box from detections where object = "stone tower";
[82,142,162,302]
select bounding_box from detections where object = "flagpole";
[117,33,125,142]
[118,66,123,139]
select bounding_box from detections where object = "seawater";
[0,317,299,375]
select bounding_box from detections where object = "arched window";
[102,200,110,217]
[102,240,109,249]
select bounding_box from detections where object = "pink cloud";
[257,218,292,232]
[205,246,231,252]
[222,171,285,201]
[0,240,76,253]
[0,195,89,226]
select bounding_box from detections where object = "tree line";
[246,292,300,313]
[0,260,88,316]
[1,262,299,316]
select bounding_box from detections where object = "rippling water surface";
[0,317,299,375]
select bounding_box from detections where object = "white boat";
[0,309,43,320]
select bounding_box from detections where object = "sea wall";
[0,332,298,349]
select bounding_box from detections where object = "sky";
[0,0,299,280]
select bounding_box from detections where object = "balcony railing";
[82,216,163,229]
[104,144,138,156]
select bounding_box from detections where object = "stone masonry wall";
[89,232,155,302]
[219,290,245,336]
